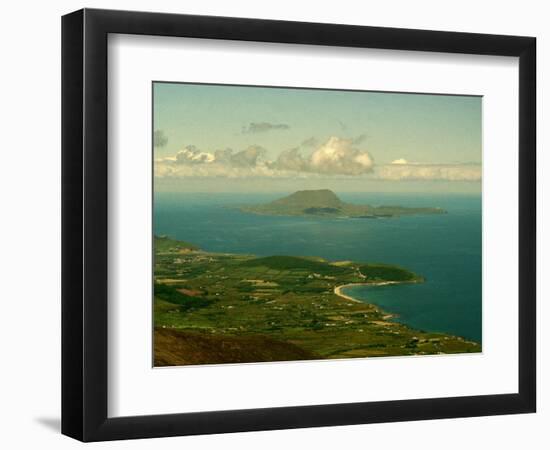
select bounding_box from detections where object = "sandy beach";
[333,283,368,303]
[333,281,402,303]
[333,282,402,325]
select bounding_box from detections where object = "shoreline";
[333,283,364,303]
[333,280,419,321]
[333,282,401,321]
[333,281,481,345]
[333,281,403,303]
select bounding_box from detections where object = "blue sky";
[153,82,481,193]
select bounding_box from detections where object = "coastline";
[333,280,418,321]
[333,281,403,303]
[155,237,482,360]
[333,281,481,345]
[333,283,365,303]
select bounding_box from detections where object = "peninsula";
[154,236,479,366]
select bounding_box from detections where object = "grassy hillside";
[154,327,318,366]
[359,263,421,282]
[240,255,348,275]
[154,283,211,311]
[154,235,199,252]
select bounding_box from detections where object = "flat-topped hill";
[271,189,343,208]
[241,189,446,218]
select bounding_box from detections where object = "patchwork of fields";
[153,236,480,366]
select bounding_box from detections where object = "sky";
[153,82,482,193]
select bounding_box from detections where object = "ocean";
[154,192,482,343]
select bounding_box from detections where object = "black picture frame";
[62,8,536,442]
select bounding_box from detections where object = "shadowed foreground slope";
[154,327,318,366]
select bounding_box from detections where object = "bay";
[154,191,482,343]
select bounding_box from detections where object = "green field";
[153,236,480,366]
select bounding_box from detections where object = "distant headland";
[240,189,446,218]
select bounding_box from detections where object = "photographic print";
[153,82,482,367]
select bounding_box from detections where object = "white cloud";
[154,162,278,179]
[156,137,374,178]
[271,136,374,175]
[270,148,308,172]
[229,145,266,167]
[309,137,374,175]
[375,162,481,181]
[171,145,215,164]
[391,158,408,165]
[154,139,480,182]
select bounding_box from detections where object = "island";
[240,189,446,218]
[154,236,480,366]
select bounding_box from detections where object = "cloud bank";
[271,137,374,175]
[155,137,480,182]
[156,137,374,178]
[374,161,481,181]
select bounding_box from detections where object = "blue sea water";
[154,192,482,343]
